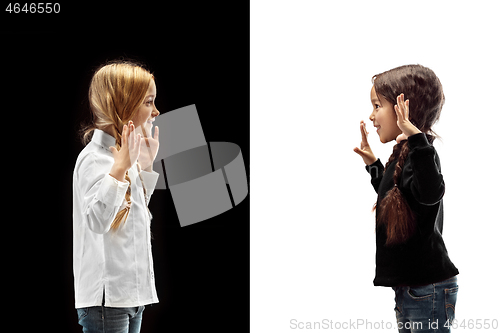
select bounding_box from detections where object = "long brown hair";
[372,64,445,245]
[81,60,154,230]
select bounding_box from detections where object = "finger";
[398,94,405,110]
[130,121,136,138]
[360,121,368,144]
[395,96,405,120]
[154,126,159,141]
[122,124,128,146]
[353,147,368,157]
[400,94,407,110]
[405,99,410,118]
[109,146,117,154]
[130,123,136,145]
[399,94,408,118]
[394,104,401,120]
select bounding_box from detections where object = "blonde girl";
[73,60,160,333]
[354,64,459,333]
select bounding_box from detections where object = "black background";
[2,2,249,332]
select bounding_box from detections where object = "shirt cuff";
[96,173,129,208]
[365,158,383,170]
[365,158,384,178]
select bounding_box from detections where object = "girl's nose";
[152,108,160,117]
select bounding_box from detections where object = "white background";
[250,1,500,332]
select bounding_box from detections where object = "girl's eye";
[375,104,380,109]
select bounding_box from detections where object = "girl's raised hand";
[353,120,377,165]
[109,121,142,182]
[137,125,160,172]
[394,93,421,143]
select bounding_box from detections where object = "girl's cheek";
[377,112,386,125]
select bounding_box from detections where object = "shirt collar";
[92,129,116,151]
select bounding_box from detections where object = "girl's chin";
[377,130,398,143]
[379,136,397,144]
[378,134,391,143]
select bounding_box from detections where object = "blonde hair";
[81,60,154,230]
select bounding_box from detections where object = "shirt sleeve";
[78,153,129,234]
[365,158,385,194]
[402,133,445,206]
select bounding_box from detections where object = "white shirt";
[73,129,159,308]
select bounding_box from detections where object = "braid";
[109,166,150,231]
[384,141,404,169]
[377,140,416,246]
[110,171,132,230]
[393,142,409,185]
[111,112,125,148]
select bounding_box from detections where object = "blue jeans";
[76,306,145,333]
[393,276,458,333]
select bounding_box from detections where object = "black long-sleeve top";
[366,133,459,287]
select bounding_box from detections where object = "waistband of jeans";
[392,275,458,289]
[432,275,458,286]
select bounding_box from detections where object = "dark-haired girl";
[354,64,459,333]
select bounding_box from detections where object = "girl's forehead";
[370,86,379,101]
[147,79,157,94]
